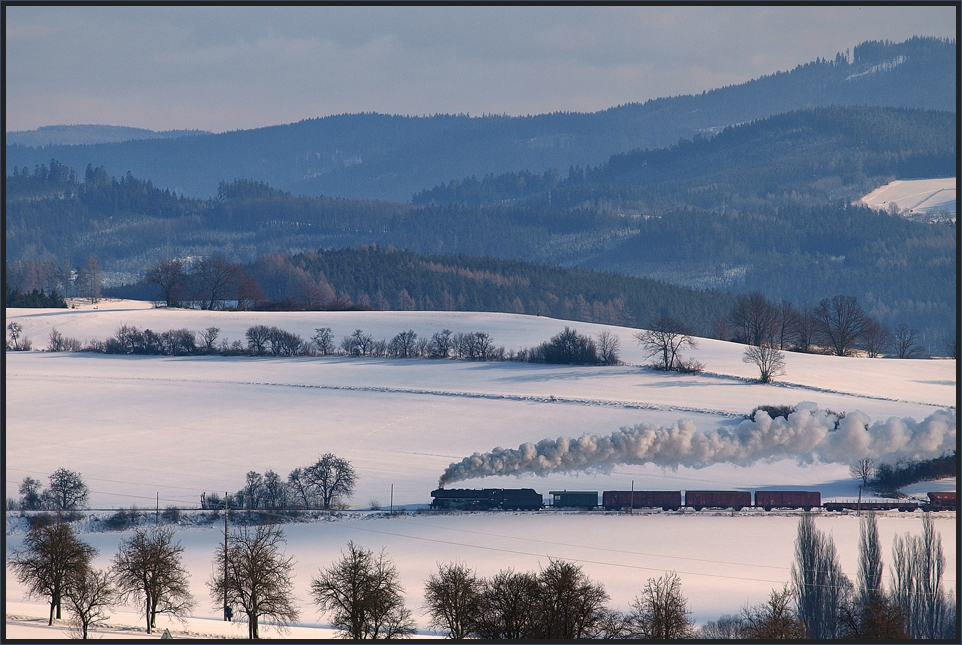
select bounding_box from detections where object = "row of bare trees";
[720,291,926,358]
[10,519,193,638]
[144,255,265,310]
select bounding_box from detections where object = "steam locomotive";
[430,488,955,513]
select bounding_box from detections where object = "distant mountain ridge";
[5,37,955,201]
[5,124,211,147]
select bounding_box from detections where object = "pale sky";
[4,5,957,133]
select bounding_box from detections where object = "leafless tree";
[740,586,805,639]
[792,512,853,638]
[144,259,188,308]
[208,524,299,639]
[795,304,820,353]
[532,559,610,639]
[112,527,194,634]
[891,514,951,639]
[7,321,29,350]
[267,326,303,356]
[311,541,415,640]
[423,561,482,639]
[311,327,335,355]
[304,453,357,510]
[473,569,540,639]
[627,571,696,639]
[9,516,98,625]
[701,614,744,639]
[429,329,453,358]
[815,295,867,356]
[742,343,787,383]
[76,255,103,304]
[597,329,621,365]
[849,458,876,487]
[389,329,419,358]
[634,317,697,371]
[893,323,924,359]
[193,254,240,310]
[776,300,800,350]
[45,468,89,511]
[861,317,892,358]
[729,291,780,346]
[63,566,116,639]
[245,325,272,355]
[199,327,219,353]
[342,328,374,356]
[19,476,44,510]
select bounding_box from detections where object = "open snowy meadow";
[5,300,957,638]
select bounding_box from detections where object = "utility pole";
[630,480,634,515]
[390,484,394,516]
[857,485,862,517]
[223,492,229,621]
[156,492,159,525]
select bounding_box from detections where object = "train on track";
[430,488,955,513]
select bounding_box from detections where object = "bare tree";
[19,476,44,510]
[389,329,419,358]
[627,571,695,639]
[144,259,187,308]
[7,321,30,350]
[634,316,697,371]
[893,323,924,359]
[63,566,116,640]
[849,458,876,487]
[311,327,335,355]
[891,513,951,639]
[776,300,800,350]
[304,453,357,510]
[861,317,892,358]
[193,254,240,310]
[792,512,852,638]
[261,470,289,510]
[742,343,786,383]
[473,569,540,639]
[342,328,374,356]
[532,559,610,639]
[423,561,482,639]
[208,523,299,639]
[10,516,98,625]
[199,327,219,354]
[701,614,744,639]
[795,304,820,353]
[815,295,867,356]
[245,325,272,355]
[311,541,415,639]
[597,329,621,365]
[76,255,103,304]
[45,468,89,511]
[729,291,780,346]
[429,329,453,358]
[112,527,194,634]
[740,586,805,639]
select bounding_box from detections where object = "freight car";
[603,490,682,511]
[922,491,956,511]
[822,499,919,512]
[684,490,752,511]
[755,490,821,511]
[549,491,599,509]
[430,488,543,511]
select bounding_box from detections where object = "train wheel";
[802,506,811,511]
[763,506,772,511]
[692,506,702,511]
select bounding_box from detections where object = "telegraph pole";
[223,493,229,621]
[390,484,394,516]
[630,480,634,515]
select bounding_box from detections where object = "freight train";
[430,488,955,512]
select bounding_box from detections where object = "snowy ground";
[5,302,957,638]
[860,177,956,219]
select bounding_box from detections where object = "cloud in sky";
[4,5,955,132]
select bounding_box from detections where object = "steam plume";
[438,403,956,486]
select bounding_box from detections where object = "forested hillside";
[6,37,954,201]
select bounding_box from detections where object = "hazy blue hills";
[5,37,955,202]
[5,124,210,147]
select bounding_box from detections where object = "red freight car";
[602,491,682,511]
[685,490,752,511]
[925,491,956,511]
[755,490,821,511]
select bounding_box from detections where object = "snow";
[5,304,957,637]
[860,177,957,218]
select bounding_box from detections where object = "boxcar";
[924,491,956,511]
[823,500,919,512]
[549,491,598,509]
[685,490,751,511]
[755,490,821,511]
[602,491,682,511]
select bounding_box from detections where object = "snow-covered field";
[5,301,957,638]
[860,177,957,219]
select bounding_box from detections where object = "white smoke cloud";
[438,403,956,485]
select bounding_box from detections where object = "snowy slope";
[861,177,957,218]
[5,303,957,637]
